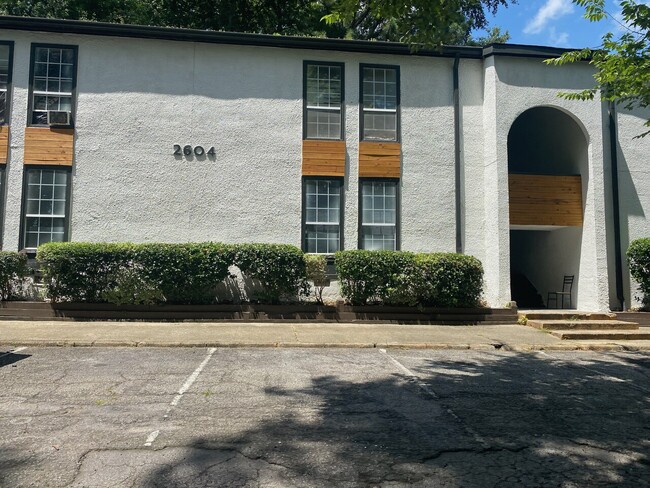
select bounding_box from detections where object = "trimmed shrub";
[232,244,308,303]
[627,238,650,308]
[133,243,231,304]
[0,251,29,300]
[38,242,231,304]
[38,242,134,302]
[335,250,483,307]
[335,250,416,305]
[305,254,328,304]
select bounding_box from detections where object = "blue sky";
[476,0,645,49]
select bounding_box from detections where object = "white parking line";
[144,347,217,447]
[0,346,27,359]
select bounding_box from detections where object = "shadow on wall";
[131,353,650,487]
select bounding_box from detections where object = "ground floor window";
[22,167,70,250]
[303,177,343,253]
[360,179,399,250]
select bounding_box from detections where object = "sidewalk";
[1,320,649,351]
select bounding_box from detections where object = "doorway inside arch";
[508,107,588,309]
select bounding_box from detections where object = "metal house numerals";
[173,144,216,158]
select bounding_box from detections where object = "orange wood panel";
[24,127,74,166]
[302,140,346,177]
[509,174,583,227]
[0,126,8,164]
[358,141,401,178]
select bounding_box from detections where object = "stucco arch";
[507,105,591,309]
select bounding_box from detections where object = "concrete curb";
[3,340,650,351]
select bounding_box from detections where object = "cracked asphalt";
[1,347,649,487]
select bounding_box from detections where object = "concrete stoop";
[520,310,645,341]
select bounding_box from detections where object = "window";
[303,178,343,253]
[360,65,399,141]
[0,42,13,125]
[304,62,344,139]
[28,44,77,126]
[360,179,398,250]
[22,168,70,250]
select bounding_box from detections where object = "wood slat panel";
[0,126,8,164]
[509,174,583,226]
[302,140,346,176]
[24,127,74,166]
[358,141,401,178]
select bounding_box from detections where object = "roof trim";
[0,16,583,60]
[0,16,484,58]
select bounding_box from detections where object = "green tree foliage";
[324,0,513,46]
[0,0,511,45]
[546,0,650,137]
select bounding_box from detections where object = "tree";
[546,0,650,137]
[0,0,513,45]
[324,0,514,46]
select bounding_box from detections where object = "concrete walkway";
[1,320,649,351]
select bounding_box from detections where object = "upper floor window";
[360,65,399,141]
[304,62,344,140]
[28,44,77,127]
[0,42,13,125]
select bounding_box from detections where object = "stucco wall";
[616,107,650,309]
[1,31,458,257]
[490,56,611,310]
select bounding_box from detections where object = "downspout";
[453,54,463,254]
[608,101,625,310]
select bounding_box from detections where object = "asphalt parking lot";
[1,347,649,487]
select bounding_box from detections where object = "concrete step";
[528,319,639,331]
[550,330,650,341]
[519,311,617,321]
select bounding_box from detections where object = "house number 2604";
[173,144,216,157]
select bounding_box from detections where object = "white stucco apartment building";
[0,16,647,311]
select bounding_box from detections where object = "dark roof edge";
[0,16,585,60]
[0,16,484,58]
[482,43,579,59]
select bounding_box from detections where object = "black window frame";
[303,60,345,141]
[0,40,14,126]
[301,175,345,254]
[359,63,401,142]
[27,43,79,129]
[19,165,73,253]
[358,177,400,251]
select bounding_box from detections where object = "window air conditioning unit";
[47,110,71,126]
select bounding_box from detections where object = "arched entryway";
[508,107,589,309]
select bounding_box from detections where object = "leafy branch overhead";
[0,0,512,46]
[323,0,513,46]
[547,0,650,137]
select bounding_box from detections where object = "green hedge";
[37,242,306,304]
[335,250,483,307]
[232,244,308,303]
[0,251,29,300]
[627,238,650,308]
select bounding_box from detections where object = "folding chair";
[547,275,574,309]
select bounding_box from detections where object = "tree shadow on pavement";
[141,351,650,487]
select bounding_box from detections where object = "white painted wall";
[1,27,648,309]
[616,107,650,309]
[490,56,611,310]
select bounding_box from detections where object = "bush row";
[37,242,307,304]
[627,238,650,308]
[335,250,484,307]
[0,243,487,307]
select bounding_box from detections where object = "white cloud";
[524,0,575,35]
[548,27,570,46]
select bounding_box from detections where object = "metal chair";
[547,275,574,309]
